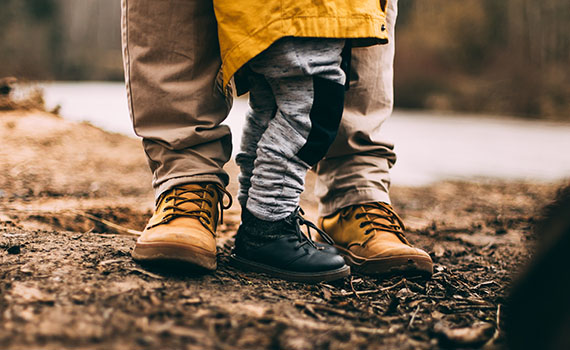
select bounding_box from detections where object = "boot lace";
[290,207,335,250]
[343,202,410,245]
[160,184,233,229]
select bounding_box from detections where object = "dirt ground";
[0,110,566,349]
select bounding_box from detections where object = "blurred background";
[2,0,569,119]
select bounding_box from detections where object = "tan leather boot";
[318,202,433,276]
[132,183,231,271]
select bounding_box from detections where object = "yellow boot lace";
[149,183,233,233]
[342,202,410,246]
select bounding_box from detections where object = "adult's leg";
[123,0,232,270]
[315,0,398,216]
[122,0,232,199]
[314,0,433,277]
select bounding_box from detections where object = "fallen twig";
[350,276,360,299]
[453,305,496,311]
[465,297,491,306]
[311,304,355,319]
[305,304,325,320]
[332,289,380,297]
[408,305,421,328]
[271,315,388,335]
[1,207,142,236]
[471,280,501,290]
[496,304,501,331]
[380,279,405,292]
[128,267,164,280]
[484,304,502,348]
[98,258,130,266]
[73,211,142,236]
[294,301,355,320]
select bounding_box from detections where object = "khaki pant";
[121,0,398,216]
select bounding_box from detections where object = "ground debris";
[434,322,495,348]
[7,282,55,304]
[0,110,562,349]
[0,179,556,350]
[6,245,20,254]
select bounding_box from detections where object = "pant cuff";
[318,187,391,217]
[155,175,226,202]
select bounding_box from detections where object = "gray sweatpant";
[236,38,346,221]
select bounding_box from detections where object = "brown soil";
[0,110,566,349]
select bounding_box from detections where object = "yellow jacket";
[214,0,389,88]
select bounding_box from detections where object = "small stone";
[136,335,155,346]
[396,287,412,299]
[7,245,21,254]
[495,227,507,235]
[20,264,34,274]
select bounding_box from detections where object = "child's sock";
[234,208,297,253]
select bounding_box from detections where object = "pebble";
[7,245,21,254]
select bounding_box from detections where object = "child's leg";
[245,37,346,221]
[235,73,276,208]
[231,38,350,282]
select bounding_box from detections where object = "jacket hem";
[220,16,389,88]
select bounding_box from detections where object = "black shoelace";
[290,207,335,250]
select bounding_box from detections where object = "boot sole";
[132,242,217,271]
[336,245,433,277]
[230,254,350,283]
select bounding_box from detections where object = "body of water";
[37,82,570,186]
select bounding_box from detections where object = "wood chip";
[434,322,495,347]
